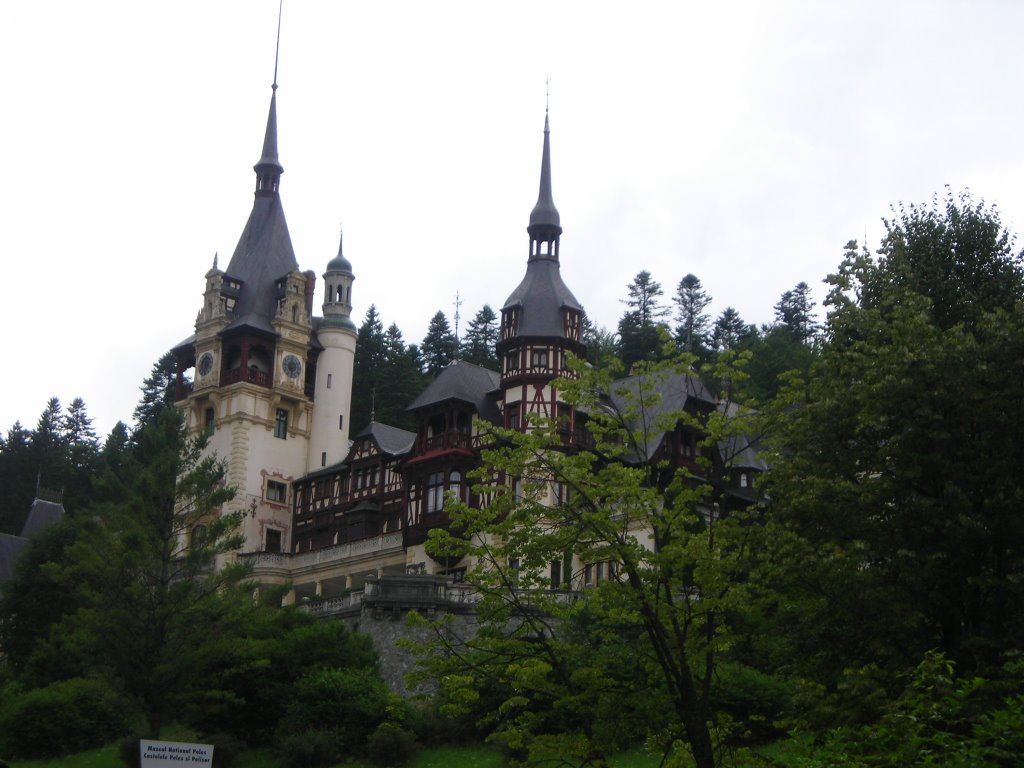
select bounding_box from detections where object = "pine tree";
[460,304,499,370]
[376,324,427,430]
[773,281,819,344]
[712,307,752,352]
[134,352,179,428]
[0,422,34,534]
[618,271,670,370]
[672,273,712,358]
[63,397,99,512]
[351,305,387,431]
[30,397,67,493]
[421,310,458,377]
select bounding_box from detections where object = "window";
[530,349,549,369]
[425,472,445,513]
[265,529,282,553]
[321,452,327,467]
[505,351,519,373]
[739,472,749,488]
[266,480,287,503]
[339,414,344,430]
[190,525,207,548]
[327,373,332,388]
[550,559,562,590]
[204,407,215,435]
[448,471,462,502]
[274,408,288,439]
[507,403,520,430]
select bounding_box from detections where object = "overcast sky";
[3,1,1023,438]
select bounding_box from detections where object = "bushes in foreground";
[0,677,133,759]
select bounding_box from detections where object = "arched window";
[191,524,207,548]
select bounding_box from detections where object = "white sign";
[140,739,214,766]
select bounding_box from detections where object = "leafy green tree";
[767,213,1024,696]
[773,281,819,344]
[352,305,387,430]
[421,310,458,377]
[740,326,815,402]
[461,304,499,370]
[873,188,1024,331]
[673,273,712,359]
[417,353,766,768]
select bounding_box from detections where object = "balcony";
[221,366,272,388]
[239,531,404,575]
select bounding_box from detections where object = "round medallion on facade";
[283,354,303,379]
[198,352,214,376]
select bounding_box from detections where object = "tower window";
[531,349,549,369]
[321,452,327,467]
[327,373,332,388]
[274,409,288,439]
[204,407,215,435]
[339,414,344,430]
[425,472,445,513]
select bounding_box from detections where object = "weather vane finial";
[272,0,283,90]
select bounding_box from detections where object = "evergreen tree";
[460,304,499,370]
[618,270,670,370]
[134,351,178,428]
[0,422,35,534]
[421,310,458,377]
[773,281,819,344]
[30,397,67,495]
[351,305,387,431]
[376,324,427,430]
[711,307,752,352]
[63,397,99,512]
[672,273,712,358]
[582,315,620,369]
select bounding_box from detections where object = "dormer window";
[501,308,520,340]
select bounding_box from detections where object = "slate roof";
[20,498,66,539]
[0,497,65,585]
[606,370,718,462]
[407,360,501,422]
[353,421,417,457]
[502,259,583,338]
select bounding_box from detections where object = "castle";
[171,80,764,607]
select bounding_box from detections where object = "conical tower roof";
[223,84,298,332]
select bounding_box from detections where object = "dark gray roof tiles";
[407,360,501,422]
[502,259,582,338]
[20,498,65,539]
[354,421,417,457]
[606,370,718,462]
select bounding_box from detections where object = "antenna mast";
[273,0,283,89]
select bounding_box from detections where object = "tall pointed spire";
[254,3,284,197]
[527,103,562,262]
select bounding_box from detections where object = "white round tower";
[308,231,357,472]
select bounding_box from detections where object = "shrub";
[274,667,389,764]
[0,677,133,758]
[367,721,418,767]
